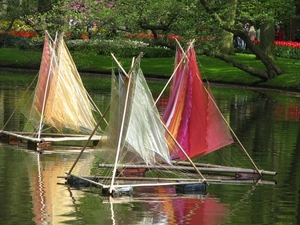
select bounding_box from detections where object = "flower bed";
[253,40,300,59]
[0,30,36,38]
[274,41,300,59]
[2,27,300,59]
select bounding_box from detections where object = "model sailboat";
[64,42,277,196]
[159,42,278,183]
[0,31,105,150]
[162,43,234,160]
[65,53,208,195]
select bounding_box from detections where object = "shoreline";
[2,66,300,97]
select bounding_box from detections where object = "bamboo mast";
[67,54,138,177]
[109,53,144,194]
[112,52,206,186]
[37,31,58,139]
[153,40,206,181]
[204,85,263,175]
[67,104,110,175]
[154,40,195,105]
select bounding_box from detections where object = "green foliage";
[0,33,28,48]
[234,0,295,26]
[275,45,300,60]
[0,0,37,21]
[60,39,174,58]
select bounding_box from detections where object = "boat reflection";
[29,150,93,224]
[103,186,229,225]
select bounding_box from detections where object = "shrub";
[251,40,300,59]
[0,33,30,48]
[65,39,174,58]
[274,41,300,60]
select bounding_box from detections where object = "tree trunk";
[236,28,283,80]
[219,30,235,55]
[199,0,283,80]
[259,21,275,60]
[205,26,284,81]
[218,0,236,55]
[204,50,270,80]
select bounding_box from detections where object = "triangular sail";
[96,56,207,194]
[42,37,97,132]
[163,45,234,160]
[34,34,55,113]
[24,32,99,134]
[64,48,275,196]
[106,62,172,166]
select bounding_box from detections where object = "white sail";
[123,67,172,165]
[106,62,172,166]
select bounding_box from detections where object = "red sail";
[163,45,234,160]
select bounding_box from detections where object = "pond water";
[0,71,300,225]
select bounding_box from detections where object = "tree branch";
[204,50,269,80]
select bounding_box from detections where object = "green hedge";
[4,35,175,58]
[3,33,300,60]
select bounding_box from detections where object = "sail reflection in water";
[29,151,93,224]
[2,50,300,224]
[105,186,229,225]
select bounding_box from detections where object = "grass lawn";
[1,47,300,92]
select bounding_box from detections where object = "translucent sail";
[34,34,54,113]
[42,37,97,132]
[25,33,98,134]
[163,45,234,160]
[106,64,172,166]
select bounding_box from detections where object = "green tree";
[0,0,37,31]
[10,0,298,81]
[53,0,296,80]
[199,0,297,80]
[38,0,54,13]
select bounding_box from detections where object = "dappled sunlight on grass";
[1,48,300,91]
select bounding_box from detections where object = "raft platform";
[0,130,106,151]
[58,172,276,197]
[98,163,277,179]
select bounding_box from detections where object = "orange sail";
[163,45,234,160]
[28,32,99,134]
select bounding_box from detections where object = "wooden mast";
[109,53,144,194]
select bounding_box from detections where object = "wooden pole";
[67,104,110,175]
[68,173,106,188]
[154,40,195,105]
[159,118,207,182]
[109,53,144,194]
[172,161,276,176]
[37,31,58,139]
[98,163,275,175]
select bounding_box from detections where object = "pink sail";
[34,34,53,112]
[163,45,234,160]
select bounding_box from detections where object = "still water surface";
[0,71,300,225]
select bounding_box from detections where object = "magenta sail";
[163,45,234,160]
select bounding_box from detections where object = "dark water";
[1,71,300,225]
